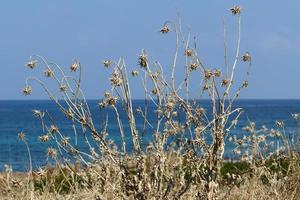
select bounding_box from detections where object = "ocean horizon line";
[1,98,300,101]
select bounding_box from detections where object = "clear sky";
[0,0,299,99]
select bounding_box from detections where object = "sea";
[0,100,299,172]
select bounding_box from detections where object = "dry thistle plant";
[17,6,265,200]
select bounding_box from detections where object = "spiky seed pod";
[98,101,107,109]
[18,132,26,141]
[47,148,57,159]
[160,25,170,34]
[275,120,284,128]
[59,85,67,92]
[22,86,32,96]
[135,107,143,115]
[104,91,110,98]
[150,72,159,80]
[204,70,212,79]
[242,52,251,62]
[292,113,300,121]
[213,69,221,77]
[44,69,54,77]
[36,168,47,177]
[103,60,112,67]
[230,5,241,15]
[155,109,163,117]
[190,63,199,71]
[49,125,58,133]
[270,129,281,137]
[80,117,87,125]
[107,97,117,106]
[32,109,44,118]
[185,49,193,57]
[138,52,148,68]
[222,79,230,86]
[65,109,74,119]
[243,124,254,132]
[61,137,69,146]
[70,61,80,72]
[110,72,123,87]
[166,99,176,111]
[152,88,158,95]
[172,111,178,117]
[242,80,249,88]
[26,59,38,69]
[131,70,139,77]
[233,148,241,155]
[203,84,209,91]
[195,107,205,116]
[39,134,49,142]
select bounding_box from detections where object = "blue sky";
[0,0,299,99]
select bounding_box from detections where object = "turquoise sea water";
[0,100,299,172]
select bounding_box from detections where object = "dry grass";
[1,154,300,199]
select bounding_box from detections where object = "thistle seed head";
[61,137,69,146]
[59,84,67,92]
[131,70,139,77]
[155,109,163,117]
[203,84,209,91]
[22,86,32,96]
[242,80,249,88]
[80,117,87,125]
[135,107,143,115]
[204,70,212,80]
[233,148,241,155]
[270,129,281,137]
[172,111,178,117]
[18,132,26,141]
[195,107,205,116]
[152,88,158,95]
[47,148,57,159]
[190,63,199,71]
[185,49,193,57]
[275,120,284,128]
[292,113,300,121]
[65,108,74,119]
[151,72,159,80]
[107,97,117,106]
[110,71,123,87]
[104,91,110,98]
[230,5,241,15]
[49,125,58,133]
[222,79,230,86]
[166,98,176,111]
[160,25,170,34]
[138,51,148,68]
[32,109,44,118]
[36,168,47,177]
[242,52,251,62]
[213,69,221,77]
[26,59,38,69]
[103,60,112,67]
[70,60,80,72]
[98,101,107,109]
[102,96,118,107]
[44,69,54,77]
[39,134,49,142]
